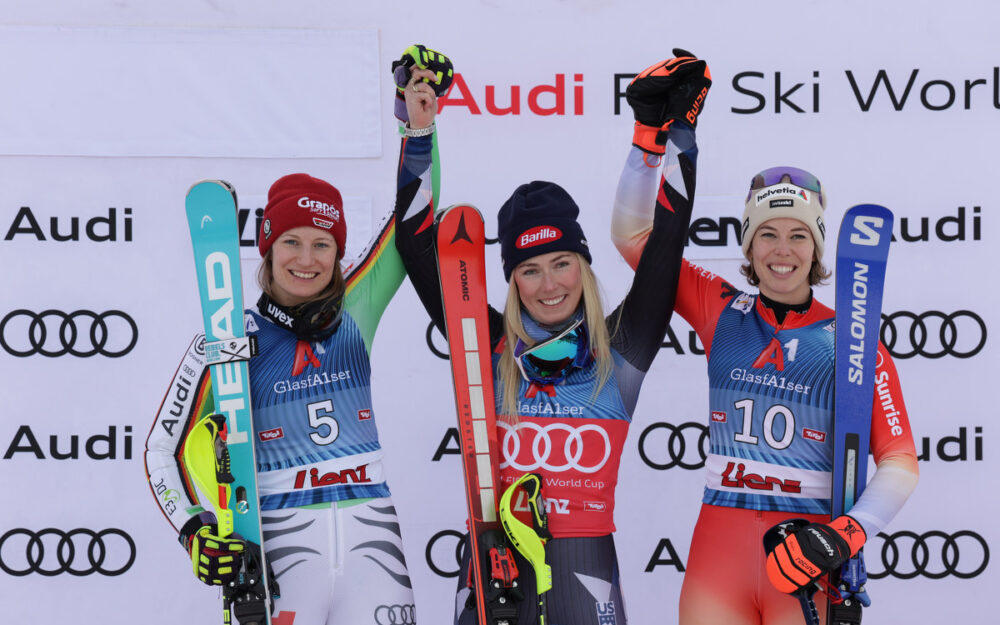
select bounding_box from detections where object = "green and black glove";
[185,523,246,587]
[391,44,454,122]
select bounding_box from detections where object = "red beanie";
[258,173,346,259]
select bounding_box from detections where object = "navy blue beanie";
[497,181,591,281]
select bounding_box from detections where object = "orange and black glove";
[625,49,711,154]
[763,516,867,594]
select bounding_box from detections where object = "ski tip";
[839,204,894,240]
[436,203,488,248]
[186,179,238,200]
[844,203,893,220]
[435,203,483,225]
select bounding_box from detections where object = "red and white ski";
[436,204,521,624]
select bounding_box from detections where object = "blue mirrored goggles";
[746,167,824,208]
[513,318,590,385]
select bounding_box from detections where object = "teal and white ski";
[185,180,274,625]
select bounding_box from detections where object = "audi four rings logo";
[0,309,138,358]
[374,604,417,625]
[424,529,464,578]
[0,528,136,576]
[498,421,612,473]
[638,422,710,470]
[867,530,989,579]
[880,310,986,359]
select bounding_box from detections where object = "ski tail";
[436,204,521,624]
[830,204,894,625]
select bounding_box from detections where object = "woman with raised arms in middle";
[392,50,711,624]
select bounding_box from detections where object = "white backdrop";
[0,2,994,624]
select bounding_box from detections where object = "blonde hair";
[257,249,346,306]
[497,254,613,419]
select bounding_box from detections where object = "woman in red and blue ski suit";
[612,55,920,625]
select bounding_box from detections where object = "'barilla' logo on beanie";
[298,196,341,221]
[755,185,809,206]
[517,226,562,248]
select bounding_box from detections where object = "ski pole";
[793,587,820,625]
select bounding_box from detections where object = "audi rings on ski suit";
[0,528,136,576]
[499,421,611,473]
[0,309,138,358]
[374,603,417,625]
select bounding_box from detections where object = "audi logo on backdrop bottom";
[867,530,989,579]
[0,309,138,357]
[638,422,709,470]
[880,310,986,359]
[0,528,136,576]
[424,529,463,578]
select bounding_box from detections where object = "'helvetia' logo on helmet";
[755,185,809,206]
[517,226,562,248]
